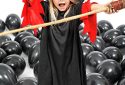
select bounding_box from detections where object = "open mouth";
[59,2,66,7]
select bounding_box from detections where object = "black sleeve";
[41,1,49,22]
[72,0,84,24]
[73,0,84,15]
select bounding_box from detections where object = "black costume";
[39,1,86,85]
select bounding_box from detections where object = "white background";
[0,0,125,81]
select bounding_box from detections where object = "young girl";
[39,0,107,85]
[22,0,125,85]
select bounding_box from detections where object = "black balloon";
[116,24,125,35]
[97,20,113,37]
[0,36,11,46]
[5,14,21,35]
[20,36,39,55]
[15,77,38,85]
[14,31,33,44]
[86,51,107,72]
[5,14,21,30]
[0,63,17,85]
[33,61,39,79]
[112,35,125,48]
[2,54,26,77]
[28,41,40,68]
[87,73,110,85]
[112,35,125,56]
[1,41,22,55]
[0,48,7,63]
[103,29,122,45]
[96,59,122,84]
[0,19,6,32]
[81,43,94,57]
[87,36,106,51]
[102,46,123,62]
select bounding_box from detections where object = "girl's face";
[52,0,71,12]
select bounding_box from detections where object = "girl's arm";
[91,3,114,14]
[91,0,125,14]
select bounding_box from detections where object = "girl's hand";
[104,3,117,14]
[105,0,124,14]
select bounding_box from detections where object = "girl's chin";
[58,7,67,12]
[59,9,66,12]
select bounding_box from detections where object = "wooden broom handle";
[0,7,108,36]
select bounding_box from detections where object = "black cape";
[39,1,86,85]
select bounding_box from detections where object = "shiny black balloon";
[116,24,125,35]
[20,36,39,55]
[5,14,21,35]
[112,35,125,56]
[15,77,38,85]
[86,51,107,72]
[2,54,26,77]
[87,36,106,51]
[87,73,110,85]
[102,46,123,62]
[0,63,17,85]
[81,43,94,57]
[1,41,22,55]
[98,20,113,37]
[5,14,21,30]
[0,19,6,32]
[103,29,122,45]
[28,41,40,68]
[0,36,11,46]
[93,36,106,51]
[33,61,39,79]
[112,35,125,48]
[14,31,33,44]
[96,59,122,84]
[117,78,125,85]
[0,48,7,62]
